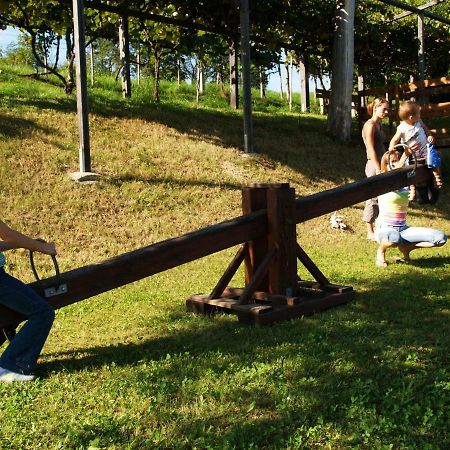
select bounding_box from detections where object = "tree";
[327,0,355,142]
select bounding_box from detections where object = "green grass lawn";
[0,64,449,449]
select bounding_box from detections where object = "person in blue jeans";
[0,219,57,382]
[374,149,447,267]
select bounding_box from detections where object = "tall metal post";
[239,0,254,153]
[73,0,91,173]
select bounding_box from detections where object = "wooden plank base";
[186,282,354,325]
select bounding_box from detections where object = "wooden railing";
[360,76,450,148]
[315,77,450,147]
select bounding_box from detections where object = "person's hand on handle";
[32,238,57,256]
[37,241,57,256]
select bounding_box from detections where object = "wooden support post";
[210,244,248,299]
[266,184,297,296]
[295,243,329,286]
[242,185,270,290]
[237,247,276,305]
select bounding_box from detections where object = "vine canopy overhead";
[0,0,448,81]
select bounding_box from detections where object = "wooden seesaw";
[0,163,431,328]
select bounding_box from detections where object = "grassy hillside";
[0,64,449,449]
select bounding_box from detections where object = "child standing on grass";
[389,100,442,200]
[0,219,57,382]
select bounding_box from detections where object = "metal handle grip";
[387,143,418,177]
[29,238,61,284]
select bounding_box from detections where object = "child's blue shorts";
[427,143,441,169]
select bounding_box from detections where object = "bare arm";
[392,147,413,169]
[0,220,57,256]
[363,121,381,172]
[388,129,402,151]
[419,119,435,144]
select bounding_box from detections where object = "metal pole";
[239,0,254,153]
[379,0,450,25]
[73,0,91,173]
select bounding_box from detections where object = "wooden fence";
[0,164,432,327]
[315,76,450,148]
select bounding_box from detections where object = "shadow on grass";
[405,254,450,268]
[2,80,449,222]
[0,113,53,139]
[39,256,450,447]
[0,91,366,186]
[105,173,243,191]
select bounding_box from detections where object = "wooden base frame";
[186,241,354,326]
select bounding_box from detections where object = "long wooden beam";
[392,0,444,21]
[0,165,432,327]
[81,0,312,56]
[84,0,233,37]
[377,0,450,26]
[295,164,430,223]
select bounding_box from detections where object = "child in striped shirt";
[375,150,447,267]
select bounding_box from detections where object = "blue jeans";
[375,225,447,247]
[0,268,54,374]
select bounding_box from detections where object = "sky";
[0,26,327,93]
[0,26,19,52]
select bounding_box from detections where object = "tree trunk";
[65,29,75,94]
[199,61,204,94]
[153,54,160,103]
[285,55,291,108]
[417,14,425,82]
[299,56,310,113]
[278,63,284,99]
[119,15,131,98]
[137,44,141,85]
[196,62,201,102]
[218,71,226,97]
[259,67,266,99]
[229,42,239,109]
[327,0,355,142]
[90,43,94,87]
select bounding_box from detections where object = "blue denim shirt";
[0,252,5,267]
